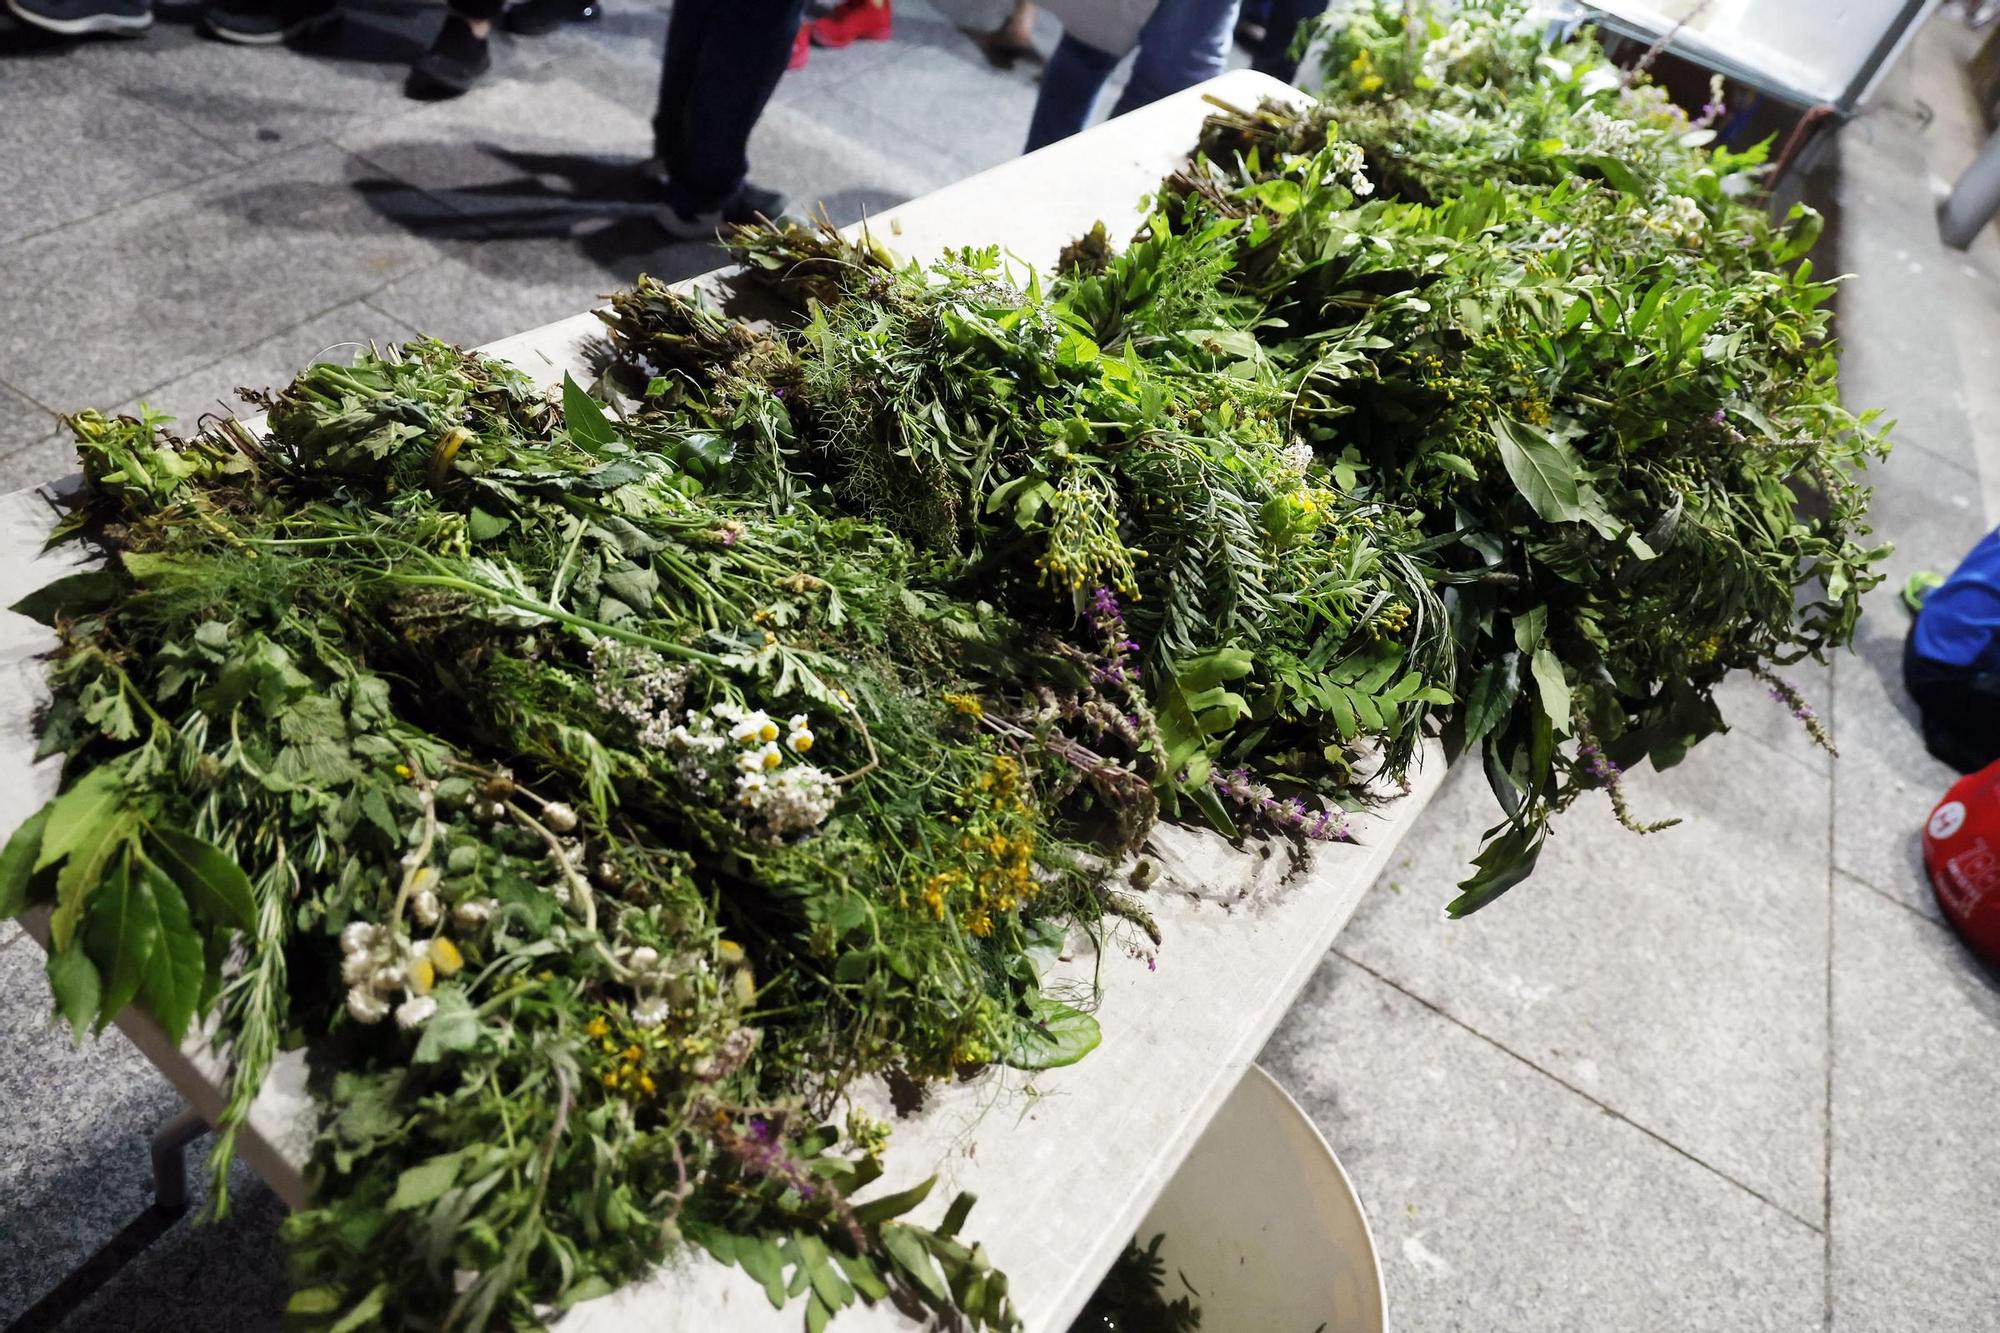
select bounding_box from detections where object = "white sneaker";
[656,202,724,241]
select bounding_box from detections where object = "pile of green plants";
[0,2,1882,1328]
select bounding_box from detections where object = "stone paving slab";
[52,3,454,162]
[1337,731,1833,1226]
[0,143,452,412]
[115,298,423,428]
[1262,955,1826,1333]
[1829,874,2000,1331]
[0,48,244,246]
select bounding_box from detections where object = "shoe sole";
[655,208,723,242]
[6,0,151,34]
[201,10,331,43]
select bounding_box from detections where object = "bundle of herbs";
[0,2,1887,1327]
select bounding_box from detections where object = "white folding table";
[0,69,1449,1332]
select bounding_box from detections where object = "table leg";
[150,1107,208,1214]
[1940,124,2000,249]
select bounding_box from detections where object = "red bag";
[1923,758,2000,961]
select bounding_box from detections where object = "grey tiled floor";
[4,5,2000,1333]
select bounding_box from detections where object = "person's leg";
[7,0,152,35]
[1251,0,1325,81]
[1023,32,1120,151]
[659,0,810,219]
[408,0,501,94]
[1905,626,2000,773]
[1110,0,1242,118]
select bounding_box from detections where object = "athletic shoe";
[786,20,808,69]
[200,0,336,43]
[7,0,151,36]
[808,0,887,48]
[727,183,787,225]
[406,14,491,97]
[501,0,596,37]
[657,182,789,239]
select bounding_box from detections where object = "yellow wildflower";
[428,937,464,977]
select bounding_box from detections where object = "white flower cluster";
[1322,140,1375,197]
[1419,16,1489,84]
[1279,440,1316,475]
[591,640,696,749]
[667,702,839,838]
[1574,105,1642,161]
[340,916,468,1029]
[622,944,674,1028]
[1647,193,1707,243]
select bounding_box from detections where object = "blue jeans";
[1025,0,1244,152]
[652,0,809,214]
[1251,0,1328,82]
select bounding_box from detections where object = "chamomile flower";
[347,985,390,1024]
[729,710,778,745]
[395,994,438,1029]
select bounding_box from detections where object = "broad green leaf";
[1000,993,1101,1070]
[1493,417,1581,522]
[1447,820,1548,917]
[880,1225,951,1306]
[138,866,205,1044]
[1434,452,1480,481]
[736,1235,788,1308]
[466,506,510,542]
[562,373,619,455]
[36,766,126,873]
[1461,655,1521,745]
[832,1250,891,1302]
[327,1284,389,1333]
[0,803,51,918]
[412,986,481,1063]
[389,1152,465,1211]
[150,826,257,934]
[50,806,139,952]
[1530,646,1572,735]
[85,857,157,1030]
[46,942,102,1039]
[10,568,123,627]
[1576,152,1645,195]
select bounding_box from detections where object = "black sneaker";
[725,182,787,226]
[501,0,596,36]
[406,15,491,98]
[7,0,151,36]
[200,0,335,43]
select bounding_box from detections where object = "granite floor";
[3,5,2000,1333]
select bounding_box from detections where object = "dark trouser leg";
[652,0,808,215]
[1904,626,2000,774]
[1252,0,1326,81]
[1108,0,1242,119]
[451,0,503,19]
[1024,32,1120,151]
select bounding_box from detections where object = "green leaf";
[736,1236,788,1308]
[466,506,511,542]
[1530,646,1572,735]
[412,986,481,1063]
[149,826,257,934]
[563,373,619,455]
[1434,452,1480,481]
[1461,655,1521,745]
[0,803,51,918]
[1576,152,1645,195]
[851,1176,936,1229]
[138,866,205,1044]
[389,1152,465,1211]
[1000,993,1101,1070]
[10,568,123,626]
[1446,820,1548,917]
[46,941,102,1039]
[881,1225,951,1306]
[49,804,139,953]
[327,1284,389,1333]
[36,766,127,873]
[85,857,157,1031]
[1493,417,1581,522]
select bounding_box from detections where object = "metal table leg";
[1941,124,2000,249]
[150,1107,208,1214]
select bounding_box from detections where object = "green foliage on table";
[0,2,1884,1326]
